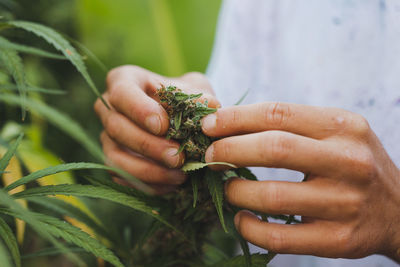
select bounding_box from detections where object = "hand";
[94,65,219,194]
[202,102,400,261]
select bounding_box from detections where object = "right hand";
[94,65,220,194]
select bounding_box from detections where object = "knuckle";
[334,226,359,256]
[351,113,371,138]
[182,71,205,81]
[335,227,353,249]
[262,183,283,213]
[137,138,152,155]
[107,65,144,89]
[265,133,291,163]
[93,98,102,114]
[267,230,288,252]
[346,147,377,179]
[263,102,292,128]
[340,191,364,218]
[104,114,120,139]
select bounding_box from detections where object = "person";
[94,0,400,266]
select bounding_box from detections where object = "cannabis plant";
[0,2,296,267]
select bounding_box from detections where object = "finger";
[225,178,358,219]
[202,102,353,139]
[101,132,186,185]
[96,102,185,168]
[235,210,347,257]
[206,130,339,175]
[105,66,170,135]
[112,177,177,195]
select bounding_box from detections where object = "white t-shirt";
[207,0,400,266]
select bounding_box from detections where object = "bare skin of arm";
[202,102,400,262]
[94,65,219,194]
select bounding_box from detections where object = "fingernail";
[145,114,161,135]
[168,170,187,184]
[202,114,216,133]
[163,147,180,168]
[205,144,214,163]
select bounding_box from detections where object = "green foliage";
[182,161,236,172]
[0,36,66,60]
[5,162,121,191]
[212,253,269,267]
[26,196,109,241]
[0,240,12,267]
[1,208,123,267]
[0,43,27,119]
[0,93,104,161]
[205,169,227,233]
[0,133,23,172]
[4,20,108,107]
[0,217,20,267]
[13,184,178,232]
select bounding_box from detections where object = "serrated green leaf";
[212,253,269,267]
[0,46,27,119]
[6,20,108,108]
[1,208,123,267]
[0,190,85,266]
[13,184,178,234]
[26,196,109,241]
[181,161,237,172]
[0,217,20,267]
[0,133,23,173]
[5,162,114,192]
[22,246,85,259]
[0,93,103,160]
[1,83,66,95]
[0,36,65,60]
[205,169,227,232]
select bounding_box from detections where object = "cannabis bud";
[157,85,216,162]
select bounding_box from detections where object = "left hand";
[202,102,400,261]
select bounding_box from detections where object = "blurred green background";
[5,0,222,162]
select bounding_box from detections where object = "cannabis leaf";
[0,45,27,119]
[4,20,109,108]
[0,133,23,173]
[0,217,20,267]
[13,184,178,233]
[205,169,227,232]
[1,208,123,267]
[0,36,65,60]
[181,161,237,172]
